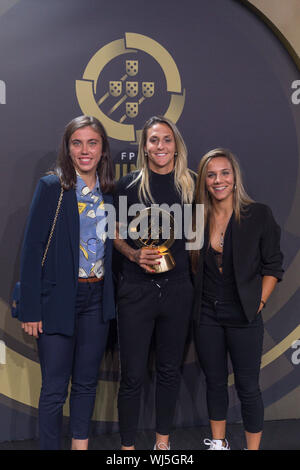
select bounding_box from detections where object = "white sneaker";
[154,441,170,450]
[204,438,230,450]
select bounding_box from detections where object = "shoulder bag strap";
[41,185,64,267]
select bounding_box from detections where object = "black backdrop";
[0,0,300,442]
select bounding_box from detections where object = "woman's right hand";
[21,321,43,338]
[131,247,162,273]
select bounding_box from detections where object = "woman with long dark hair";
[191,148,283,450]
[18,115,115,450]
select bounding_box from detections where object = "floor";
[0,419,299,451]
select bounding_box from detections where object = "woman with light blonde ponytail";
[130,115,195,205]
[114,116,195,450]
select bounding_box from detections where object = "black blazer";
[192,203,284,324]
[18,175,115,335]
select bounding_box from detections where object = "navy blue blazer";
[19,174,115,335]
[192,203,284,324]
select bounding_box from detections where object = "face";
[205,157,235,203]
[69,126,103,177]
[144,122,176,174]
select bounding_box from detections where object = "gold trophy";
[130,207,176,273]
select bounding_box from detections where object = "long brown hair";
[53,115,114,193]
[190,148,254,273]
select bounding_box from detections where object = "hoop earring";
[145,152,148,157]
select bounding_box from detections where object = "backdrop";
[0,0,300,442]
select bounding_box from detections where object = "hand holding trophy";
[130,206,175,273]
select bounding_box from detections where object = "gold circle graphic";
[75,33,185,142]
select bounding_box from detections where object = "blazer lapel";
[193,224,209,289]
[103,192,112,206]
[231,215,241,276]
[103,192,113,273]
[65,189,79,283]
[103,192,113,237]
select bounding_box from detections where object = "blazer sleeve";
[19,178,55,322]
[260,205,284,281]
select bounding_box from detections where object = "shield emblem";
[126,81,138,97]
[109,81,122,97]
[126,60,138,76]
[142,82,155,98]
[126,102,138,118]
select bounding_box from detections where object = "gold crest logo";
[126,81,138,97]
[126,60,138,76]
[76,33,185,142]
[126,102,138,118]
[109,81,122,97]
[142,82,154,98]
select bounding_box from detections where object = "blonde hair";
[129,116,194,204]
[190,148,254,272]
[195,147,253,225]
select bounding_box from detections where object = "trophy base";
[153,250,175,273]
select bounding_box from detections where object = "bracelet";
[260,300,266,308]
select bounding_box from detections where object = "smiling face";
[205,156,235,204]
[144,122,176,174]
[69,126,103,178]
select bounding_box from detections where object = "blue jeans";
[37,281,109,450]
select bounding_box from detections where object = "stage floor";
[0,419,299,450]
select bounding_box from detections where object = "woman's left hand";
[258,276,278,314]
[21,321,43,338]
[257,301,264,314]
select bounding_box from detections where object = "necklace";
[220,232,224,248]
[210,211,233,250]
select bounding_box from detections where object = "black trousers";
[194,311,264,433]
[117,276,193,447]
